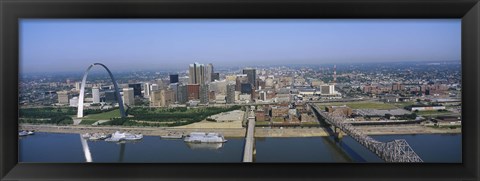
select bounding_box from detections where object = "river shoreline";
[19,124,461,138]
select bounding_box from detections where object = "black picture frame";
[1,0,479,180]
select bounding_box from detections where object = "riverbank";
[20,124,461,138]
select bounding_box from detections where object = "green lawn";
[392,102,416,109]
[316,101,397,110]
[255,121,271,126]
[79,119,99,125]
[84,109,121,120]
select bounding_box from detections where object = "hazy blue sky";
[20,19,460,73]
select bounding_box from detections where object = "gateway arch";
[77,63,126,118]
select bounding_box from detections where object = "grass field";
[392,101,416,109]
[84,109,121,120]
[315,101,397,110]
[79,119,99,125]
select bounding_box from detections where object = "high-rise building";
[160,88,175,107]
[189,62,205,85]
[169,83,179,102]
[75,82,81,91]
[177,85,188,104]
[144,83,151,97]
[128,83,142,97]
[200,84,209,104]
[150,90,162,107]
[69,97,79,107]
[205,63,213,83]
[226,84,236,104]
[187,84,200,100]
[122,88,135,106]
[151,84,159,92]
[104,90,117,103]
[92,87,100,103]
[211,73,220,82]
[169,74,179,84]
[243,68,256,88]
[57,91,70,105]
[208,80,227,95]
[235,74,248,91]
[320,84,335,95]
[241,83,252,94]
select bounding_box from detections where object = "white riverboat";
[105,131,143,142]
[184,132,227,143]
[160,132,184,139]
[18,130,28,137]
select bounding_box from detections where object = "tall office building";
[226,84,236,104]
[92,87,100,103]
[241,83,252,94]
[235,74,248,91]
[104,90,117,103]
[320,84,335,95]
[122,88,135,106]
[187,84,200,100]
[211,73,220,82]
[177,84,188,104]
[243,68,256,88]
[169,83,179,102]
[169,74,179,84]
[160,88,175,107]
[205,63,214,83]
[151,84,159,92]
[128,83,142,97]
[200,84,209,104]
[144,83,151,97]
[150,90,162,107]
[57,91,70,105]
[189,62,205,85]
[75,82,81,91]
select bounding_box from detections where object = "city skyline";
[20,19,460,73]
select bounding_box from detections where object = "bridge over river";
[309,104,423,162]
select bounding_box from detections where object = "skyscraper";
[144,83,151,97]
[243,68,256,88]
[169,83,179,102]
[105,90,117,103]
[122,88,135,106]
[150,90,161,107]
[160,88,175,107]
[226,84,236,104]
[57,91,70,105]
[205,63,213,83]
[200,84,209,104]
[92,87,100,103]
[128,83,142,97]
[169,74,179,84]
[235,74,248,91]
[177,85,188,104]
[189,62,205,85]
[241,83,252,94]
[187,84,200,100]
[150,84,159,92]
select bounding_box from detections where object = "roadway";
[243,106,256,162]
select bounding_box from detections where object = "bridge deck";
[243,108,256,162]
[310,104,423,162]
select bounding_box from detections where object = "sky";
[20,19,461,73]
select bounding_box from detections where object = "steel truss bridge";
[309,104,423,162]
